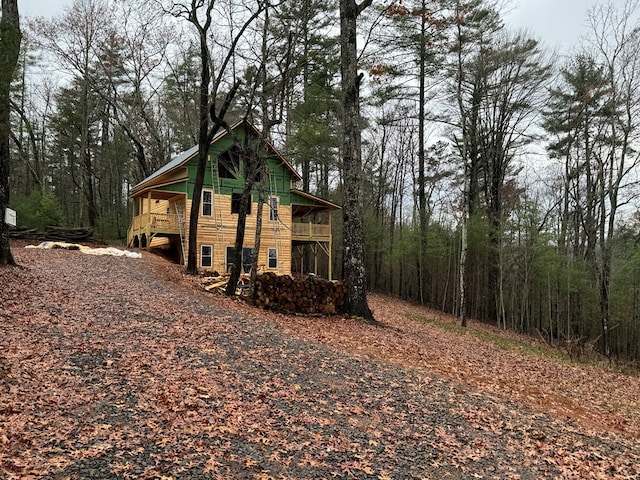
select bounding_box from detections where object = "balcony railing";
[292,222,330,240]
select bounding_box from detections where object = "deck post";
[328,213,333,281]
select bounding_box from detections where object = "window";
[202,190,212,216]
[269,196,279,221]
[218,146,241,179]
[226,246,255,274]
[231,192,251,215]
[201,245,213,268]
[268,248,278,269]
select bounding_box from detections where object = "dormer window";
[218,146,241,179]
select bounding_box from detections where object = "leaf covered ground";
[1,246,639,479]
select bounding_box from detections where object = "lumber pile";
[201,273,230,292]
[254,272,346,315]
[10,226,95,243]
[43,226,94,242]
[201,273,251,296]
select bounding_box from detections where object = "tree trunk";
[0,0,21,266]
[339,0,374,321]
[226,147,258,295]
[251,163,266,286]
[225,187,251,295]
[416,0,431,306]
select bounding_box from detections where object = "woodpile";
[10,226,95,243]
[254,272,346,315]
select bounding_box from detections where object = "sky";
[503,0,595,54]
[14,0,617,54]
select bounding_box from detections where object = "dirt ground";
[1,246,639,479]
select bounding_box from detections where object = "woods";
[5,0,640,361]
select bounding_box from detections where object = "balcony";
[291,221,331,242]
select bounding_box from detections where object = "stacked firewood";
[10,226,95,242]
[254,272,346,315]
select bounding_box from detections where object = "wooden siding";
[184,195,292,275]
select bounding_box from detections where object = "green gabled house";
[127,120,339,278]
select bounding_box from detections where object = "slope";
[1,246,638,479]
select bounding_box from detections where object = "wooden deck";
[128,213,181,247]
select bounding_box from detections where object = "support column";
[145,191,152,250]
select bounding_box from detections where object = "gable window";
[202,190,212,216]
[231,192,251,215]
[268,248,278,269]
[226,246,255,274]
[201,245,213,268]
[218,146,241,179]
[269,196,279,221]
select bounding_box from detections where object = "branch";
[9,131,41,187]
[208,79,242,143]
[357,0,374,17]
[212,2,265,92]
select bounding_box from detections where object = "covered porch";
[127,190,187,253]
[290,190,340,280]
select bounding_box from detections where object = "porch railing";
[129,213,180,236]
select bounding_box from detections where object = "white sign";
[4,208,16,227]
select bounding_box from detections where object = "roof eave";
[291,189,341,210]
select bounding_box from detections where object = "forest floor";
[1,244,640,479]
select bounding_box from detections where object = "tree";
[0,0,21,266]
[382,0,450,305]
[94,1,174,182]
[168,0,264,275]
[162,44,201,152]
[587,0,640,358]
[543,54,608,341]
[340,0,375,320]
[279,0,340,196]
[32,0,117,229]
[448,0,502,326]
[225,136,261,295]
[451,26,551,327]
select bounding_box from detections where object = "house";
[127,120,340,279]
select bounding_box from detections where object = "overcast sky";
[17,0,608,54]
[505,0,593,50]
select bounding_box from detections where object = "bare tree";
[168,0,264,275]
[0,0,21,265]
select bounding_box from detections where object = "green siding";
[183,126,294,205]
[157,184,187,194]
